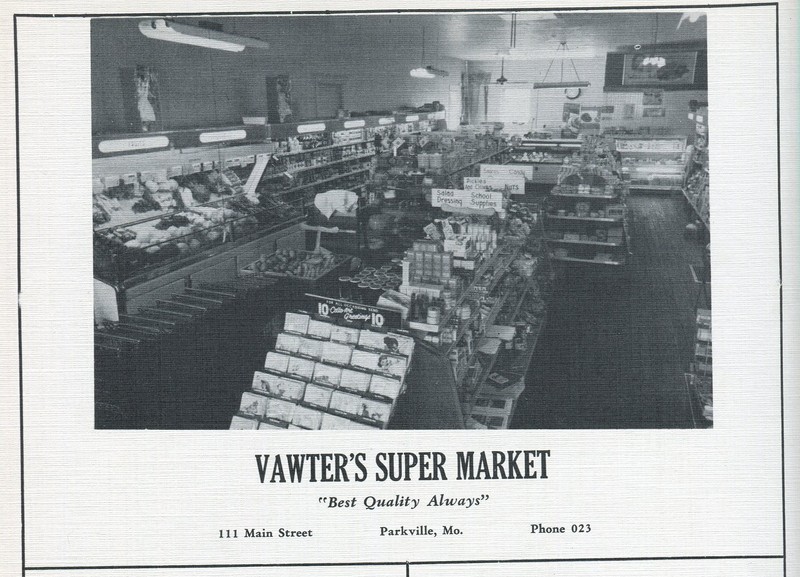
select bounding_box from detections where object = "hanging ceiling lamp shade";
[495,13,515,84]
[496,58,508,85]
[138,19,270,52]
[533,41,590,89]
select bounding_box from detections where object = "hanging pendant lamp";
[533,41,590,89]
[496,58,508,85]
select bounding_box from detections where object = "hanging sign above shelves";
[480,163,534,181]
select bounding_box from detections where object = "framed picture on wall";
[119,65,162,132]
[266,74,294,123]
[605,46,707,91]
[624,52,697,85]
[623,103,636,119]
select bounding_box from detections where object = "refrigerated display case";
[509,138,582,185]
[615,136,687,194]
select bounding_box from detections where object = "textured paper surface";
[1,2,798,577]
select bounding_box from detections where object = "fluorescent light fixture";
[199,129,247,143]
[297,123,327,134]
[410,66,448,78]
[533,81,591,89]
[98,135,170,154]
[410,67,435,79]
[405,115,420,122]
[138,19,270,52]
[378,117,395,125]
[424,66,448,77]
[343,119,366,128]
[499,12,557,21]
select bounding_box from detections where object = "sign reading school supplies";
[463,176,525,195]
[480,163,534,181]
[431,188,504,212]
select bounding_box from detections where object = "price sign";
[464,176,525,195]
[480,164,534,181]
[463,177,489,191]
[431,188,466,208]
[432,188,504,212]
[306,294,402,329]
[468,190,504,211]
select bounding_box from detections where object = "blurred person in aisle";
[356,188,370,254]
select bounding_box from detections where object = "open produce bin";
[240,249,352,283]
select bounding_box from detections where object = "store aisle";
[513,195,705,429]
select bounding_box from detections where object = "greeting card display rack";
[231,312,415,430]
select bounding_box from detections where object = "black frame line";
[11,1,783,18]
[12,2,786,576]
[14,11,27,577]
[23,555,787,572]
[775,5,785,577]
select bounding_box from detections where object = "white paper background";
[2,1,798,576]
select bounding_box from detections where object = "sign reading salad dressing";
[431,188,504,212]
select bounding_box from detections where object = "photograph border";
[12,2,787,574]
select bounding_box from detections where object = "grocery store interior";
[92,11,712,431]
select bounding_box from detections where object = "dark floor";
[512,194,707,429]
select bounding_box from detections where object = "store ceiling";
[184,11,707,62]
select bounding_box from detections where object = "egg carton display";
[241,249,351,282]
[231,313,415,430]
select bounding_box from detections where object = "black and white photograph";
[90,11,713,430]
[4,1,796,575]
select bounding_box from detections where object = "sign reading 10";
[317,302,385,327]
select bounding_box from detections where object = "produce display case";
[240,250,352,283]
[615,137,687,194]
[92,136,311,312]
[509,138,582,185]
[95,189,304,286]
